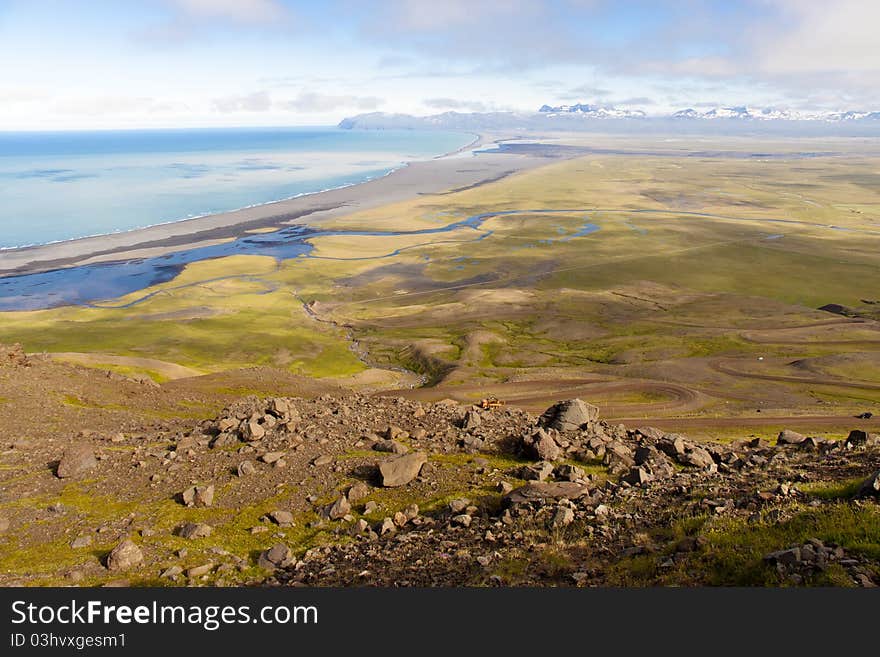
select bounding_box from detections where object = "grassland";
[2,137,880,437]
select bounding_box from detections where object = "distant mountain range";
[339,103,880,133]
[538,103,647,119]
[670,106,880,121]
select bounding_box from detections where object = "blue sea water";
[0,127,473,248]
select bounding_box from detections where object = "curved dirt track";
[710,358,880,391]
[386,377,707,416]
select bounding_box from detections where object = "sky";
[1,0,879,130]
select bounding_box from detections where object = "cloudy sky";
[1,0,878,129]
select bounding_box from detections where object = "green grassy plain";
[2,139,880,436]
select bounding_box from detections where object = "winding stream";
[0,206,876,311]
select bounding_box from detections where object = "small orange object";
[480,396,505,410]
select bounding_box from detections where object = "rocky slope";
[0,347,877,587]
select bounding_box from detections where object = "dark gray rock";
[56,444,97,479]
[776,429,807,445]
[378,451,427,487]
[539,399,599,432]
[176,522,213,539]
[504,481,591,506]
[856,470,880,498]
[258,543,294,570]
[106,539,144,571]
[522,427,561,461]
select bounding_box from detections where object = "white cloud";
[385,0,540,30]
[212,91,273,112]
[282,93,383,112]
[166,0,287,24]
[423,97,487,112]
[754,1,880,74]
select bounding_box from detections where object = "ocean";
[0,127,473,249]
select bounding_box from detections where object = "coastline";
[0,131,539,277]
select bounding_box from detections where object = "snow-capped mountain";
[673,106,880,121]
[539,103,646,119]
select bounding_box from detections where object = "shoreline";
[0,131,533,278]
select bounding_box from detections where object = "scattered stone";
[451,514,472,527]
[378,451,427,487]
[56,444,98,479]
[856,470,880,498]
[328,496,351,520]
[260,451,285,464]
[622,466,654,486]
[106,539,144,571]
[161,565,183,579]
[539,398,598,431]
[555,463,585,482]
[373,439,409,455]
[379,517,396,535]
[70,535,92,549]
[176,522,213,539]
[521,461,554,481]
[551,506,575,528]
[268,510,295,527]
[312,455,333,467]
[777,429,807,445]
[504,481,591,506]
[237,460,256,477]
[462,409,482,430]
[845,430,879,449]
[186,563,214,578]
[522,427,561,461]
[258,544,293,570]
[241,418,266,441]
[347,481,370,502]
[181,484,214,508]
[385,425,409,440]
[449,498,470,514]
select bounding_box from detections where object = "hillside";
[0,347,877,587]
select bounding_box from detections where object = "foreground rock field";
[0,347,877,587]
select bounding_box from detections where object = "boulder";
[56,444,97,479]
[462,409,482,431]
[378,452,427,487]
[259,451,285,464]
[373,439,409,455]
[520,461,554,481]
[176,522,213,539]
[503,481,591,506]
[522,427,561,461]
[181,484,214,508]
[551,506,575,528]
[185,563,214,578]
[241,417,266,441]
[449,498,470,514]
[539,399,599,431]
[106,539,144,571]
[845,430,880,449]
[258,543,294,570]
[347,481,370,502]
[856,470,880,498]
[622,466,654,486]
[777,429,807,445]
[268,510,295,527]
[328,496,351,520]
[236,460,256,477]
